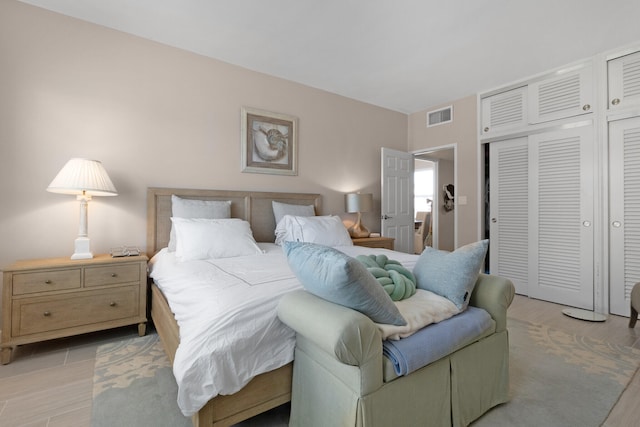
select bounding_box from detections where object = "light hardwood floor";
[0,295,639,427]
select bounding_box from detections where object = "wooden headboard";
[146,187,322,256]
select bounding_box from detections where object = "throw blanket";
[356,254,416,301]
[382,306,494,376]
[375,289,459,340]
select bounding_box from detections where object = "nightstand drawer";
[85,264,141,287]
[13,286,139,336]
[12,269,81,295]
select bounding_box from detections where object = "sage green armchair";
[278,273,515,427]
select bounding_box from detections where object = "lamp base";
[348,212,370,238]
[71,237,93,260]
[349,230,371,238]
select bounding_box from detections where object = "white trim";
[594,50,608,315]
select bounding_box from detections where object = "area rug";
[91,320,640,427]
[91,333,191,427]
[473,318,640,426]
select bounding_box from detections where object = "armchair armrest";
[277,290,382,367]
[469,273,515,332]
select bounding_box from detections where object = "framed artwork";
[241,107,298,175]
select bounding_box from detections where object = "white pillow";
[168,195,231,252]
[274,215,353,247]
[272,201,315,225]
[171,218,263,261]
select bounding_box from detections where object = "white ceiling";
[19,0,640,114]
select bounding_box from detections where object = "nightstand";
[1,254,148,364]
[351,236,395,250]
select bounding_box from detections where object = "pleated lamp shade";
[47,158,117,196]
[47,158,117,259]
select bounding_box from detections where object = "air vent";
[427,106,453,127]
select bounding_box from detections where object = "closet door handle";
[612,221,622,228]
[611,98,621,106]
[582,104,591,111]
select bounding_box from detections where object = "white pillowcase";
[168,195,231,252]
[272,201,315,226]
[274,215,353,247]
[171,218,263,261]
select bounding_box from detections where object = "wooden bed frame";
[146,187,322,427]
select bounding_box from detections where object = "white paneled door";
[489,126,595,309]
[381,148,414,253]
[609,117,640,316]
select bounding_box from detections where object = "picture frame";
[241,107,298,175]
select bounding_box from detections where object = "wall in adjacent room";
[0,1,408,268]
[408,95,479,247]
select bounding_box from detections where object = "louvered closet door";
[489,138,530,295]
[609,117,640,316]
[528,63,593,124]
[608,51,640,110]
[528,126,595,309]
[481,86,527,136]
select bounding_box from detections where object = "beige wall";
[0,1,408,268]
[408,95,479,247]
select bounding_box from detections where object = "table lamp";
[345,193,373,238]
[47,158,118,259]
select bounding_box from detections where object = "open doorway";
[414,159,434,253]
[414,147,456,252]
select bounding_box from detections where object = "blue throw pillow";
[413,240,489,311]
[283,241,406,326]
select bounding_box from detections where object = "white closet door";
[489,138,530,295]
[609,117,640,316]
[608,51,640,111]
[481,86,528,136]
[528,126,595,309]
[528,63,593,124]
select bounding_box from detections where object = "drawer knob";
[111,273,117,277]
[43,311,51,317]
[109,301,117,307]
[45,280,52,284]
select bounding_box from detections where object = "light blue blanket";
[382,306,494,376]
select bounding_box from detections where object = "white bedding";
[148,243,449,416]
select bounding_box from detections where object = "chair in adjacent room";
[414,211,428,254]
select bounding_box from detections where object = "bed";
[146,187,322,427]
